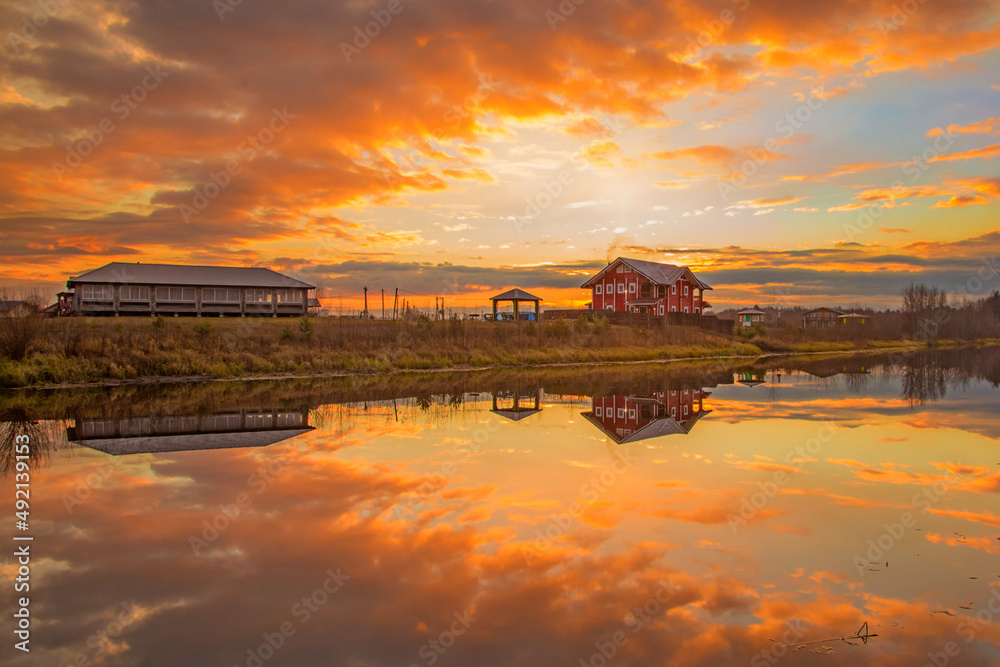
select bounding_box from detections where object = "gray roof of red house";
[0,300,26,311]
[581,257,712,290]
[581,409,710,444]
[491,288,541,301]
[67,262,315,289]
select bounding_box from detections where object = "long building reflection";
[67,408,315,455]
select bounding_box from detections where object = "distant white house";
[736,306,766,328]
[0,300,36,317]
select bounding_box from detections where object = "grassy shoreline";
[4,346,924,391]
[0,315,951,389]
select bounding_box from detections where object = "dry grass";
[0,316,764,387]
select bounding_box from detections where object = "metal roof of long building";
[67,262,315,289]
[69,428,315,455]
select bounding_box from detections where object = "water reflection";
[2,347,1000,667]
[68,408,315,455]
[0,407,59,474]
[490,388,542,422]
[735,369,767,387]
[583,381,715,443]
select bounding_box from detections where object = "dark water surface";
[3,347,1000,666]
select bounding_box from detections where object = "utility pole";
[393,288,398,320]
[363,286,368,319]
[381,289,385,320]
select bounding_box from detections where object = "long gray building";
[66,262,316,317]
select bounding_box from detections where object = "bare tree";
[900,282,948,341]
[0,287,46,361]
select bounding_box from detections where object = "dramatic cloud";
[1,0,999,309]
[928,116,1000,137]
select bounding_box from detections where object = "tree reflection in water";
[0,408,60,476]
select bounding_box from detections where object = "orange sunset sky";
[1,0,999,310]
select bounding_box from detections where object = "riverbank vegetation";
[1,315,767,387]
[1,306,993,388]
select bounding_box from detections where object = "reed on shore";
[0,314,931,388]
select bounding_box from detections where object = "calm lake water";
[3,348,1000,666]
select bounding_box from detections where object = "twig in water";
[775,622,879,649]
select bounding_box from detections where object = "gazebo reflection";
[490,389,542,422]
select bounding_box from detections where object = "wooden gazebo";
[490,288,541,322]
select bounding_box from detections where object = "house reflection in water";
[735,370,766,387]
[802,359,871,379]
[582,384,712,444]
[490,388,542,422]
[67,408,315,455]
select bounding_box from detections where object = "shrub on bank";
[0,315,921,388]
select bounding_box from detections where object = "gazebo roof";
[491,288,541,302]
[491,408,542,421]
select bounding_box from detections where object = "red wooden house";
[581,257,712,315]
